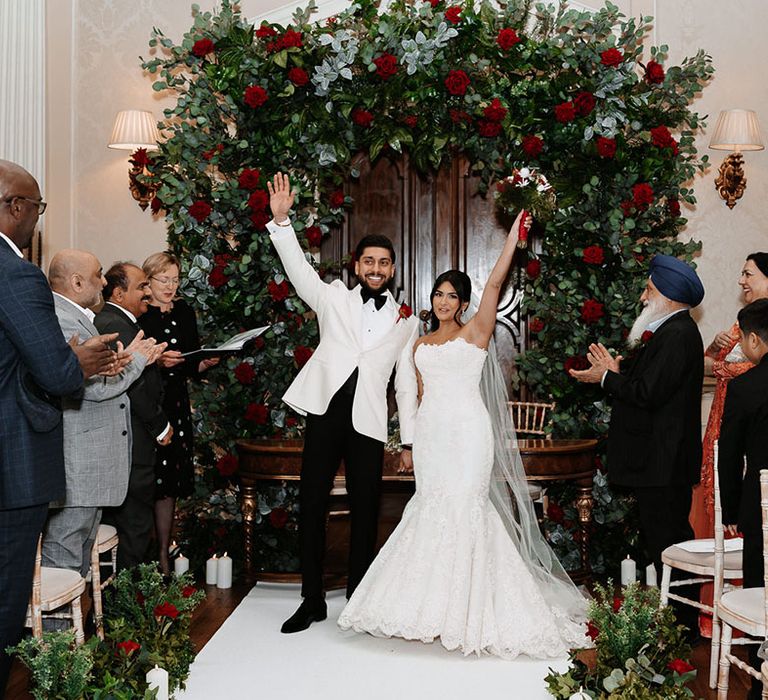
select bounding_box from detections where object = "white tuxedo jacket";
[268,221,419,444]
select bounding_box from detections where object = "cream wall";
[45,0,767,343]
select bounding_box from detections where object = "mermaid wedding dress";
[337,337,588,659]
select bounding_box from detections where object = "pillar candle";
[217,552,233,589]
[620,555,636,586]
[645,563,657,587]
[146,665,168,700]
[568,689,591,700]
[174,552,190,576]
[205,554,218,585]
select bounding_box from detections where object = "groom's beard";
[627,297,669,345]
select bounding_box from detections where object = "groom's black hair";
[355,234,396,265]
[429,269,471,331]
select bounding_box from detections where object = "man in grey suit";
[43,250,165,577]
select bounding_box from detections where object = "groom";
[266,173,419,633]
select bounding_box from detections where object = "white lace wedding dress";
[337,337,588,659]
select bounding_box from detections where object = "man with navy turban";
[571,254,704,638]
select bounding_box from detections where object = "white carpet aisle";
[177,584,570,700]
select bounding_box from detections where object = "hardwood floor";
[2,581,755,699]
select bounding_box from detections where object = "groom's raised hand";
[267,172,295,224]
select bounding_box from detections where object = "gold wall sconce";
[107,110,161,211]
[709,109,764,209]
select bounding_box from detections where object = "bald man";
[0,160,118,693]
[43,250,165,581]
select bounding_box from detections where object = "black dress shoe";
[281,598,327,634]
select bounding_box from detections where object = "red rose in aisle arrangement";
[269,507,289,528]
[529,317,545,334]
[554,101,576,123]
[483,98,507,122]
[586,621,599,641]
[404,115,418,128]
[305,225,322,248]
[582,245,605,265]
[192,38,214,57]
[255,24,277,39]
[445,6,462,24]
[600,48,624,67]
[667,659,695,675]
[667,198,681,217]
[478,120,502,138]
[546,501,564,522]
[373,53,398,80]
[329,190,345,208]
[496,28,521,51]
[188,200,212,223]
[154,602,179,619]
[444,69,470,96]
[287,67,309,86]
[581,299,605,324]
[632,183,654,209]
[216,454,239,476]
[267,28,303,53]
[182,586,197,598]
[238,168,261,190]
[244,85,268,108]
[294,345,313,368]
[116,640,141,656]
[202,144,223,161]
[521,135,544,157]
[247,189,269,211]
[234,362,256,385]
[573,91,596,117]
[645,59,665,84]
[526,259,542,279]
[596,136,617,158]
[268,279,290,302]
[245,403,268,424]
[352,108,374,128]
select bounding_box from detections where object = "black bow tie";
[361,288,387,311]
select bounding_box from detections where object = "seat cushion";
[39,568,85,610]
[662,544,742,573]
[720,588,766,636]
[96,523,118,552]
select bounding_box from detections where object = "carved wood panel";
[323,153,528,397]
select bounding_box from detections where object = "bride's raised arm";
[468,210,530,347]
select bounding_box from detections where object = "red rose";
[426,0,440,6]
[131,148,151,167]
[449,108,472,124]
[521,135,544,157]
[478,120,502,138]
[234,362,256,385]
[182,586,197,598]
[600,48,624,67]
[150,196,164,214]
[632,252,645,263]
[192,38,215,58]
[352,108,374,128]
[245,403,268,424]
[269,507,289,529]
[238,168,261,190]
[586,621,599,641]
[546,501,564,522]
[293,345,313,368]
[641,330,654,344]
[286,416,298,427]
[529,317,545,334]
[287,67,309,86]
[216,454,239,476]
[279,28,303,49]
[496,28,521,51]
[244,85,268,109]
[250,211,270,230]
[247,190,269,211]
[255,24,277,39]
[202,144,223,161]
[596,136,617,158]
[154,602,179,619]
[445,6,462,24]
[667,198,681,217]
[582,245,605,265]
[305,225,322,248]
[398,303,413,321]
[650,125,678,155]
[404,115,418,128]
[373,53,398,80]
[632,182,654,209]
[214,253,233,266]
[620,200,634,217]
[483,98,507,123]
[268,279,290,302]
[554,101,576,123]
[612,595,623,612]
[116,640,141,655]
[564,355,590,373]
[329,190,345,208]
[581,299,604,324]
[573,91,596,117]
[444,69,470,96]
[136,591,145,605]
[645,59,665,84]
[667,658,695,675]
[189,200,212,223]
[526,259,542,279]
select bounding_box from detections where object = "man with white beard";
[570,254,704,637]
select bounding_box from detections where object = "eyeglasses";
[151,276,180,286]
[3,195,47,215]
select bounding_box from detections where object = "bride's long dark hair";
[428,269,471,331]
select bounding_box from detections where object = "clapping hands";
[569,343,623,384]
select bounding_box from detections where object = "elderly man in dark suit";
[0,160,118,695]
[95,262,172,570]
[571,254,705,634]
[44,250,165,579]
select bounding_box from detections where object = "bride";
[338,212,589,658]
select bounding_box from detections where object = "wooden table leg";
[240,483,258,583]
[574,476,594,584]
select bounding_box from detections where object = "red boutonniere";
[397,303,413,323]
[640,330,654,344]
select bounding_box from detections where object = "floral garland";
[140,0,713,573]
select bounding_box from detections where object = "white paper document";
[180,325,269,360]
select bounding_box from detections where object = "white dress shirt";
[53,291,96,323]
[361,292,397,350]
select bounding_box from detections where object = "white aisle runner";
[177,584,570,700]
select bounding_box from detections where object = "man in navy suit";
[0,159,119,696]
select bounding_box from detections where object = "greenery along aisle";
[141,0,713,573]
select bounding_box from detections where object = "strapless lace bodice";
[415,337,488,403]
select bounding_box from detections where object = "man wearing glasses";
[0,159,122,695]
